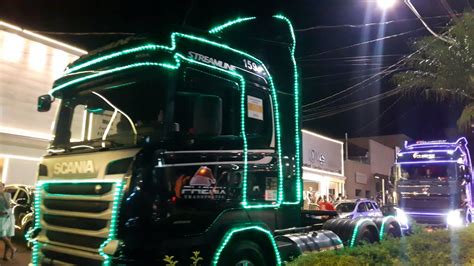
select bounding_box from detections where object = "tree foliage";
[392,11,474,131]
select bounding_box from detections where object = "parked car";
[5,184,34,238]
[335,199,383,219]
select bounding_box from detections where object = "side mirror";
[193,95,222,137]
[37,94,53,112]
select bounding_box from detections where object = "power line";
[297,26,426,60]
[298,53,405,62]
[302,57,405,110]
[301,30,444,111]
[353,95,404,135]
[404,0,456,44]
[295,14,458,32]
[302,88,401,121]
[303,66,400,113]
[302,66,392,80]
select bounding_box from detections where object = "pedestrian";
[0,182,17,261]
[319,195,335,211]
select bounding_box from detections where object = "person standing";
[0,182,16,261]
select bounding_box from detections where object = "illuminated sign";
[53,160,95,175]
[181,185,226,200]
[188,51,236,71]
[412,152,435,160]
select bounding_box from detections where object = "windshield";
[335,202,355,213]
[399,163,458,181]
[51,79,166,151]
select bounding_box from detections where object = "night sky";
[3,0,473,140]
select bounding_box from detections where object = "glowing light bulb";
[377,0,396,9]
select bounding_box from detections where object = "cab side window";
[246,87,273,149]
[366,202,374,211]
[176,68,241,149]
[357,202,367,212]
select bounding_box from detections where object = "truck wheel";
[220,240,267,266]
[354,226,378,246]
[373,217,403,239]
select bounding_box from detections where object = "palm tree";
[392,11,474,131]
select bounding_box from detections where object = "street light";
[377,0,397,10]
[374,0,455,44]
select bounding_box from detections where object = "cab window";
[357,202,368,212]
[246,86,273,148]
[175,68,241,149]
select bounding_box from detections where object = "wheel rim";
[360,231,373,244]
[235,259,255,266]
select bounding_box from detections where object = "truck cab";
[30,15,402,265]
[394,138,474,227]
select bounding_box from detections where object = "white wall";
[0,30,78,138]
[369,140,395,176]
[0,29,80,186]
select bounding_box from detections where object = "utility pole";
[345,133,349,160]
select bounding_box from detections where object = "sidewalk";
[0,238,30,266]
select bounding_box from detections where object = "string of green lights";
[211,225,282,266]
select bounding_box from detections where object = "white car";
[335,199,383,219]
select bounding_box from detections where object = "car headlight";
[446,210,463,228]
[395,207,409,227]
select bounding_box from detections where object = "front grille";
[44,214,109,231]
[37,180,122,265]
[44,199,110,213]
[44,182,113,195]
[46,231,106,249]
[42,248,103,266]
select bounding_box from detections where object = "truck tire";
[322,218,379,247]
[353,224,378,246]
[220,240,267,266]
[373,217,403,240]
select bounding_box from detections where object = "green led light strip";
[212,225,282,266]
[99,181,125,266]
[52,61,179,94]
[273,15,302,205]
[51,30,285,208]
[64,44,173,74]
[30,182,43,266]
[208,17,256,34]
[379,215,398,241]
[208,15,301,204]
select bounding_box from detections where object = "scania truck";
[29,15,402,265]
[394,138,474,227]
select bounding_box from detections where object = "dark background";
[3,0,473,140]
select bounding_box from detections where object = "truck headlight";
[395,207,408,227]
[446,210,463,228]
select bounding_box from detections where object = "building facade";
[344,134,411,203]
[0,21,86,185]
[302,130,345,209]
